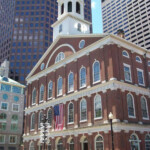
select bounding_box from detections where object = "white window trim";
[93,60,101,84]
[57,76,63,96]
[123,63,132,83]
[0,102,8,111]
[68,102,74,123]
[127,93,136,118]
[48,81,53,99]
[122,50,129,58]
[94,94,103,119]
[94,135,104,150]
[80,99,87,121]
[79,66,86,89]
[68,72,74,93]
[39,85,44,102]
[141,97,149,120]
[30,113,35,131]
[32,88,36,105]
[0,135,5,144]
[9,135,17,144]
[38,112,43,129]
[136,56,142,63]
[47,108,52,127]
[12,103,19,112]
[137,68,145,86]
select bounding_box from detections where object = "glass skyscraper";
[0,0,92,84]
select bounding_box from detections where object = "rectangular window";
[0,123,6,131]
[12,104,19,112]
[1,102,8,110]
[137,69,145,85]
[9,136,16,144]
[11,124,18,131]
[124,64,132,82]
[0,135,5,144]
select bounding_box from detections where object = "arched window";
[145,134,150,150]
[136,56,142,63]
[57,77,63,96]
[38,112,43,128]
[69,139,74,150]
[48,81,53,99]
[61,3,64,14]
[68,72,74,92]
[127,94,135,117]
[95,135,104,150]
[80,67,86,88]
[122,50,129,58]
[76,2,80,14]
[0,113,7,120]
[141,97,148,119]
[47,109,52,126]
[68,103,74,123]
[93,61,100,83]
[55,52,65,63]
[39,85,44,102]
[77,23,81,32]
[31,113,35,130]
[68,2,72,12]
[94,95,102,119]
[129,134,140,150]
[32,88,36,104]
[59,24,62,33]
[80,99,87,121]
[29,141,35,150]
[57,139,63,150]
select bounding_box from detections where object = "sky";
[91,0,103,33]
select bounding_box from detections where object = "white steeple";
[52,0,91,40]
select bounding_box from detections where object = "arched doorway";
[80,136,88,150]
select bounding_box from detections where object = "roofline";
[26,34,150,83]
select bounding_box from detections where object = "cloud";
[91,1,96,8]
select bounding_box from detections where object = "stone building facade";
[23,0,150,150]
[0,61,25,150]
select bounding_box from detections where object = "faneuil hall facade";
[23,0,150,150]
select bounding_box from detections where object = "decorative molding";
[23,123,150,142]
[25,80,150,115]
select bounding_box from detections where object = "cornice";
[23,122,150,142]
[25,80,150,115]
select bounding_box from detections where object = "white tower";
[52,0,91,40]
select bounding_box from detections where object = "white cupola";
[51,0,91,40]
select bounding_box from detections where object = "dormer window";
[55,52,65,63]
[61,3,64,14]
[68,2,72,12]
[136,56,142,63]
[59,24,62,33]
[76,2,80,14]
[77,23,81,32]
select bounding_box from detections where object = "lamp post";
[40,114,49,150]
[108,112,114,150]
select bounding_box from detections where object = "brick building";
[23,0,150,150]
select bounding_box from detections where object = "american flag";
[54,104,64,131]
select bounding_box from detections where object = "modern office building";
[0,0,16,64]
[23,0,150,149]
[101,0,150,50]
[5,0,92,84]
[0,61,25,150]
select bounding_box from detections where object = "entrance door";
[83,143,88,150]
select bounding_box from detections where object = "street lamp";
[40,114,49,150]
[108,112,114,150]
